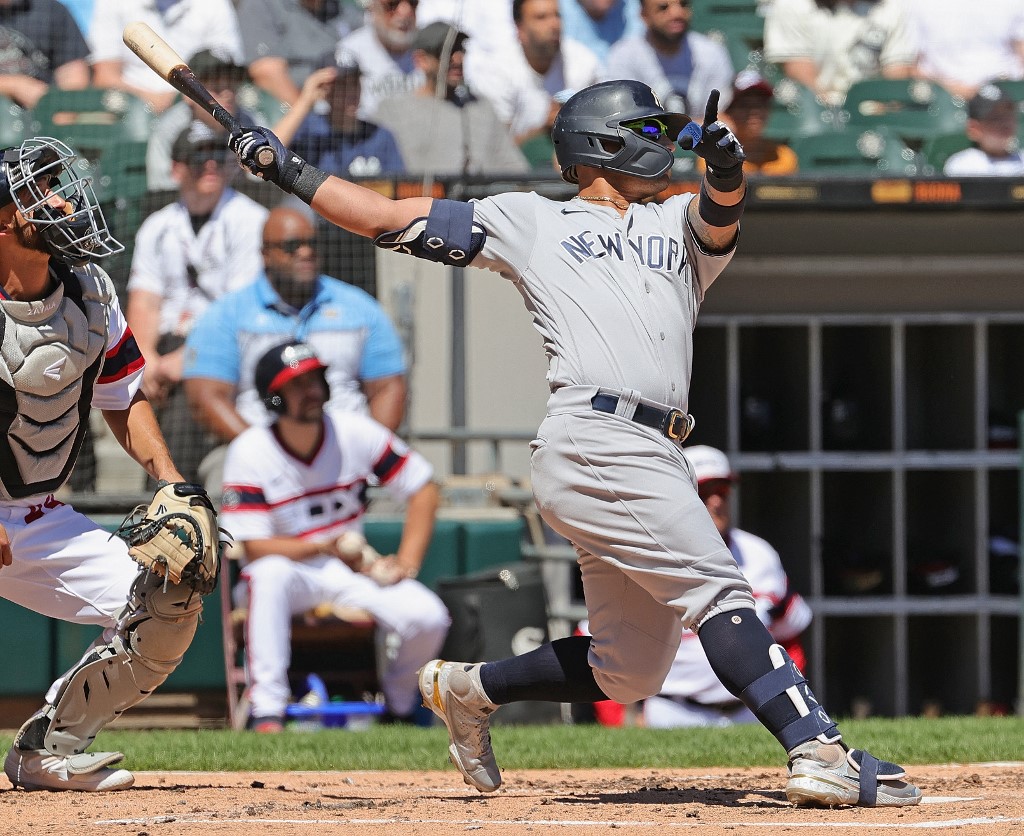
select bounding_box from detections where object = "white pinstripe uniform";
[467,190,756,705]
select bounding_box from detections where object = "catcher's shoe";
[4,747,134,792]
[419,659,501,792]
[786,741,921,807]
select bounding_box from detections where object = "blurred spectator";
[236,0,366,107]
[57,0,93,37]
[605,0,734,116]
[763,0,915,107]
[560,0,643,61]
[944,84,1024,176]
[644,445,812,728]
[147,49,257,192]
[337,0,422,119]
[127,123,269,483]
[704,69,798,175]
[183,206,408,494]
[0,0,90,110]
[468,0,602,142]
[375,22,529,175]
[904,0,1024,101]
[418,0,518,58]
[273,55,405,178]
[89,0,243,113]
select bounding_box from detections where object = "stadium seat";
[841,79,967,146]
[520,133,558,171]
[992,79,1024,129]
[790,127,919,175]
[29,87,153,158]
[920,132,973,175]
[233,83,290,128]
[691,7,766,75]
[763,78,841,142]
[0,94,28,147]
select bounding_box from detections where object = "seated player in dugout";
[226,79,922,807]
[219,341,449,731]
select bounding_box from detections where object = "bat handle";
[255,147,276,168]
[213,105,278,171]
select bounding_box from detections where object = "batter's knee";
[590,630,679,704]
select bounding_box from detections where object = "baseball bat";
[122,21,275,168]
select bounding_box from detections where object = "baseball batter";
[219,341,449,730]
[0,137,219,791]
[228,80,921,807]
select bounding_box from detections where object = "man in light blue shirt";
[559,0,643,60]
[183,207,407,485]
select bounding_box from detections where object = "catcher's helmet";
[0,137,123,265]
[551,80,691,184]
[254,340,330,414]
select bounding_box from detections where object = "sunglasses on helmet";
[621,117,671,141]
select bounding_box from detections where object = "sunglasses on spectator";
[185,149,230,172]
[264,237,317,254]
[380,0,418,11]
[621,117,671,141]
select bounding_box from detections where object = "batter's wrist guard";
[698,181,746,227]
[290,162,330,205]
[705,162,744,193]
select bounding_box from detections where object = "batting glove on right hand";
[677,89,746,190]
[228,126,305,193]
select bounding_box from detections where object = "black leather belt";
[591,393,695,443]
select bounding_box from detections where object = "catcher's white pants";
[0,498,136,703]
[644,694,757,728]
[238,555,450,718]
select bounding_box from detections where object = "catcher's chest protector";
[0,264,111,499]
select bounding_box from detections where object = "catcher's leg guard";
[37,570,202,756]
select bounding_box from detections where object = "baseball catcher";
[0,136,220,791]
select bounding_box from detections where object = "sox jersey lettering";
[469,191,733,407]
[220,407,433,551]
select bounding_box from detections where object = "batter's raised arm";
[679,90,748,253]
[228,126,433,239]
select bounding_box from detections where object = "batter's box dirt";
[3,764,1022,836]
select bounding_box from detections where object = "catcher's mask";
[551,80,692,184]
[255,340,330,414]
[0,137,123,266]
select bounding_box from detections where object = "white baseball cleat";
[786,741,921,807]
[4,747,134,792]
[418,659,501,792]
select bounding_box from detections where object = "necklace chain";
[576,194,630,211]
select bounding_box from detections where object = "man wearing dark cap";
[127,121,268,482]
[374,21,529,175]
[272,53,406,178]
[716,70,798,176]
[147,48,258,191]
[944,84,1024,176]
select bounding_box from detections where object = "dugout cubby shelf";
[689,315,1024,716]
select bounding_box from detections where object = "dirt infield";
[3,763,1023,836]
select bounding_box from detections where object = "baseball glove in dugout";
[116,482,224,594]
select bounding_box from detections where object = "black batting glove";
[677,90,746,191]
[228,126,306,193]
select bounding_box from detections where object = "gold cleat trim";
[431,662,445,712]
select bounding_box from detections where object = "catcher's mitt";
[116,481,223,594]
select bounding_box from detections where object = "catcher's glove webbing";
[116,481,224,594]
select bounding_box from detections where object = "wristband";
[291,163,330,206]
[698,181,746,227]
[705,162,744,193]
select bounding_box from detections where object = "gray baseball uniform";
[469,190,754,704]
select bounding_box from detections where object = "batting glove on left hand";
[677,89,746,190]
[228,126,306,193]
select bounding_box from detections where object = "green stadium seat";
[30,87,153,158]
[920,132,973,175]
[763,79,840,142]
[692,9,766,74]
[520,133,558,171]
[790,127,919,175]
[0,94,28,147]
[992,79,1024,129]
[841,79,967,145]
[233,83,290,128]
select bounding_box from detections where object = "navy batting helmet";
[1,137,123,265]
[551,80,691,184]
[254,340,330,414]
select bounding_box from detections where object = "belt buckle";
[665,409,694,442]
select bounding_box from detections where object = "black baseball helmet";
[254,340,329,414]
[551,80,691,184]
